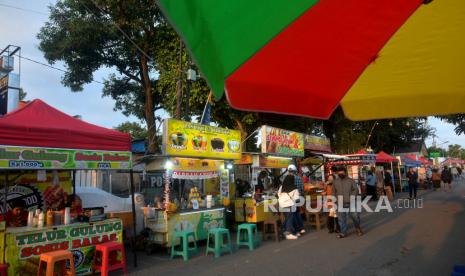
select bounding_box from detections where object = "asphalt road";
[127,178,465,276]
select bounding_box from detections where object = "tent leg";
[72,170,76,195]
[129,169,138,268]
[390,162,395,195]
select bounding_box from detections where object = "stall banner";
[163,119,242,159]
[304,135,331,152]
[6,218,123,276]
[257,156,292,169]
[234,154,253,165]
[260,126,304,157]
[220,170,230,200]
[0,172,72,214]
[170,157,224,172]
[0,145,132,170]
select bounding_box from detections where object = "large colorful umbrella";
[159,0,465,120]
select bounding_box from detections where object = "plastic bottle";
[38,211,44,228]
[46,209,54,227]
[64,207,71,225]
[27,211,34,227]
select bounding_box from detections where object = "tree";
[447,144,463,159]
[37,0,175,153]
[438,115,465,135]
[114,121,147,140]
[19,88,27,101]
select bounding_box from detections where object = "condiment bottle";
[64,207,71,225]
[46,209,54,227]
[27,211,34,227]
[38,211,44,228]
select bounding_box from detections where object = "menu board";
[304,134,331,152]
[163,119,242,159]
[260,126,304,157]
[0,145,132,170]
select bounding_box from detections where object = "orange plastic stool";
[0,263,9,276]
[37,250,75,276]
[92,242,128,276]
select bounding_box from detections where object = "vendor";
[68,194,83,215]
[235,179,250,197]
[6,199,28,227]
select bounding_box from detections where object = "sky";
[0,1,464,149]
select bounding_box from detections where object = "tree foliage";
[37,0,173,152]
[437,115,465,135]
[114,121,147,140]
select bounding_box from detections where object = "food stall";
[0,100,132,275]
[141,119,241,248]
[235,125,304,223]
[326,150,376,196]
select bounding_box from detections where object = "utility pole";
[175,39,183,120]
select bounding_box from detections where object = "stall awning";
[401,156,422,167]
[172,171,219,180]
[0,99,131,151]
[376,151,398,163]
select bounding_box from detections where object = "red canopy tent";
[0,99,130,151]
[376,151,398,163]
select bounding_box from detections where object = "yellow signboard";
[170,158,224,171]
[163,119,242,160]
[258,156,292,169]
[261,126,304,157]
[234,154,253,165]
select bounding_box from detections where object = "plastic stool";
[262,218,280,242]
[38,250,75,276]
[206,228,232,258]
[237,223,260,250]
[92,242,128,276]
[170,230,198,261]
[305,210,325,230]
[0,264,8,276]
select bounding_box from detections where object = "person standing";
[323,175,340,233]
[366,171,377,200]
[278,174,300,240]
[287,165,305,235]
[441,166,453,192]
[406,167,418,199]
[375,170,385,199]
[384,170,394,200]
[332,166,363,238]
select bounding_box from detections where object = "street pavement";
[127,178,465,276]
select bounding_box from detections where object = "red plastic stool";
[0,264,8,276]
[92,242,128,276]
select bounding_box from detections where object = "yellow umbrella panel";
[341,0,465,120]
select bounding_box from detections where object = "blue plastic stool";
[237,223,260,251]
[170,230,198,261]
[206,228,233,258]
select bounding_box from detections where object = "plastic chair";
[237,223,260,250]
[92,242,128,276]
[0,264,9,276]
[206,228,232,258]
[262,218,280,242]
[38,250,75,276]
[170,230,198,261]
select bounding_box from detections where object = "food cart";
[234,125,304,223]
[0,100,133,275]
[141,119,241,248]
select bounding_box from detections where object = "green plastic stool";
[170,230,198,261]
[237,223,260,251]
[206,228,233,258]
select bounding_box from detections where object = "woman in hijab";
[278,174,300,240]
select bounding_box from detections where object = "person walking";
[323,174,340,233]
[332,166,363,238]
[278,174,300,240]
[287,165,305,235]
[375,170,385,199]
[441,166,453,192]
[406,167,418,199]
[384,170,394,200]
[366,171,377,200]
[432,168,441,190]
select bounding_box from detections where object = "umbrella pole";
[390,162,395,195]
[129,169,138,268]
